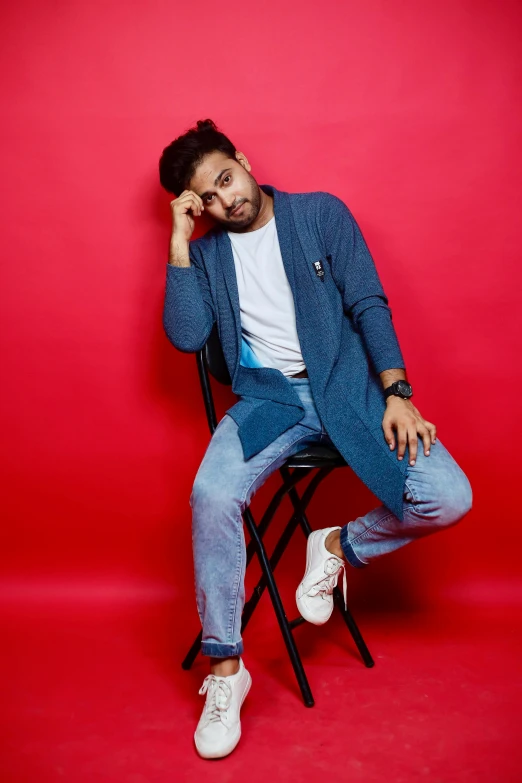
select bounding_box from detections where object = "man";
[158,119,472,759]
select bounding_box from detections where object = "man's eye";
[205,195,214,203]
[223,175,231,184]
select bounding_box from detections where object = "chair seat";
[285,444,347,469]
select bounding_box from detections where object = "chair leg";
[181,629,203,670]
[279,464,331,539]
[280,465,375,669]
[240,512,301,632]
[332,587,374,668]
[241,468,330,632]
[242,506,315,706]
[243,468,311,570]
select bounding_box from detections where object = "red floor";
[1,584,521,783]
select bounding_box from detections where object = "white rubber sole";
[194,671,252,760]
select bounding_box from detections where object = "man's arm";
[163,243,215,352]
[321,194,405,374]
[162,191,215,352]
[322,194,436,466]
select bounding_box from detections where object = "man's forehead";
[191,152,232,190]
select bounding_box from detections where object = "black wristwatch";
[384,380,413,400]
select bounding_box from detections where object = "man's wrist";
[383,377,414,401]
[379,368,406,390]
[385,394,411,405]
[168,235,191,267]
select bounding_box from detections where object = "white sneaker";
[194,658,252,759]
[296,526,347,625]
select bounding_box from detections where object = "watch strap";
[384,381,413,399]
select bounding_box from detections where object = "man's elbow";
[162,315,210,354]
[350,295,392,329]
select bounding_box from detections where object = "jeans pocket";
[404,481,415,505]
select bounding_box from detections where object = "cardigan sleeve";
[162,241,215,352]
[321,193,406,374]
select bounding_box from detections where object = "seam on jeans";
[227,506,244,644]
[227,430,319,642]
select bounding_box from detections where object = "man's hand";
[382,397,437,466]
[168,190,205,267]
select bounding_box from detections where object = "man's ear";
[235,151,251,172]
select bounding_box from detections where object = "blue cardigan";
[163,184,408,520]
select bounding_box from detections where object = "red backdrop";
[2,0,521,608]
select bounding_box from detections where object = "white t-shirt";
[227,216,306,377]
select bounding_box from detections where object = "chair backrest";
[195,323,231,435]
[203,323,232,385]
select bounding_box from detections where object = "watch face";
[397,380,413,397]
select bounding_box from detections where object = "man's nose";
[222,194,236,210]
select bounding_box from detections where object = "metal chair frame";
[181,326,374,706]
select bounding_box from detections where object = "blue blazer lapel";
[261,185,296,291]
[215,230,242,381]
[263,183,337,390]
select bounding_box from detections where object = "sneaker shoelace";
[199,675,233,724]
[307,556,347,610]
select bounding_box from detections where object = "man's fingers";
[183,193,204,216]
[425,421,437,444]
[385,409,436,464]
[408,427,418,466]
[397,426,407,460]
[174,192,204,216]
[188,190,204,210]
[382,420,395,450]
[420,426,431,457]
[177,189,202,205]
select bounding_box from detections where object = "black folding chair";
[181,324,374,706]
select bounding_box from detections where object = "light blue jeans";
[190,378,472,657]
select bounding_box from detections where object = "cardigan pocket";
[305,253,343,322]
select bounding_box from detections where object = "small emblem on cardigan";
[313,260,325,282]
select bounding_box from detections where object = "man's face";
[187,150,262,231]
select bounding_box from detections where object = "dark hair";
[159,118,237,195]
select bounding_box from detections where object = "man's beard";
[224,177,261,231]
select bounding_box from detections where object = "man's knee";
[190,471,239,520]
[436,469,473,528]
